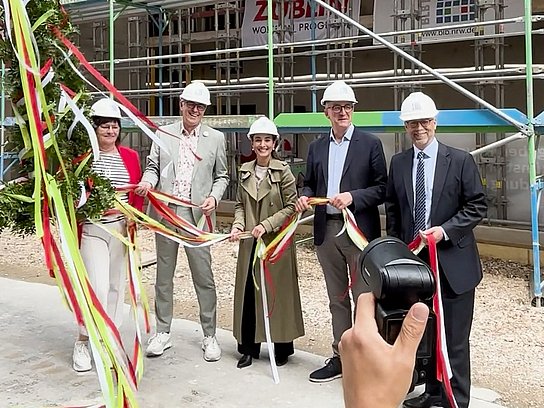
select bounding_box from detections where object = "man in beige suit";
[136,81,229,361]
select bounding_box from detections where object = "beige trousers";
[79,219,128,335]
[154,206,217,336]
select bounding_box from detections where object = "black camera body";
[359,236,436,386]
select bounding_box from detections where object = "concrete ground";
[0,277,504,408]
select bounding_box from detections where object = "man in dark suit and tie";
[385,92,487,408]
[295,80,387,383]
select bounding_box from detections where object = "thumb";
[394,302,429,356]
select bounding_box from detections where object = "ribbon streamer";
[426,235,459,408]
[60,86,100,161]
[255,240,280,384]
[4,1,141,405]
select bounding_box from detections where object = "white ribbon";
[433,250,454,379]
[58,91,67,113]
[41,68,54,88]
[115,103,170,157]
[431,247,458,408]
[61,89,100,162]
[76,181,87,208]
[256,241,280,384]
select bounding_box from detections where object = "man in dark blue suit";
[295,80,387,383]
[386,92,487,408]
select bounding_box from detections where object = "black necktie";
[413,151,427,238]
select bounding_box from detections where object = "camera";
[359,236,436,386]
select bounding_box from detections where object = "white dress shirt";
[411,138,449,240]
[412,138,438,230]
[326,124,354,214]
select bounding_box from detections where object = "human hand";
[251,224,266,239]
[419,226,444,244]
[295,196,310,213]
[329,192,353,210]
[135,181,152,196]
[200,196,217,216]
[339,293,429,408]
[229,227,243,242]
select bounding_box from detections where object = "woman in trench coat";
[229,117,304,369]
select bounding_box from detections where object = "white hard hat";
[90,98,122,119]
[320,80,358,106]
[247,117,279,139]
[399,92,439,121]
[180,81,211,106]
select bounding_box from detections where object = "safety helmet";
[320,80,358,106]
[247,117,279,140]
[90,98,122,119]
[179,81,211,106]
[399,92,439,122]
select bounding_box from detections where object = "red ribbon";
[422,234,459,408]
[39,58,53,77]
[50,237,84,326]
[264,213,297,264]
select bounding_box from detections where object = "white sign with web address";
[373,0,524,44]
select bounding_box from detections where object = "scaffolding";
[64,5,541,99]
[392,0,423,152]
[2,0,544,304]
[474,0,508,220]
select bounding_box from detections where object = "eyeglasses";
[184,101,207,112]
[98,124,120,131]
[406,119,434,129]
[327,104,354,113]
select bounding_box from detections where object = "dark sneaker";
[308,356,342,383]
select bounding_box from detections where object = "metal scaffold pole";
[109,0,115,86]
[267,0,274,119]
[474,0,507,221]
[525,0,542,306]
[310,1,317,112]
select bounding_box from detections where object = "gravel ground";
[0,228,543,407]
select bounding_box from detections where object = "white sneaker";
[146,332,172,357]
[72,340,92,372]
[202,335,221,362]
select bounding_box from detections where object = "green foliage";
[0,0,115,235]
[0,181,36,236]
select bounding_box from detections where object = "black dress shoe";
[403,392,443,408]
[275,356,289,366]
[237,354,253,369]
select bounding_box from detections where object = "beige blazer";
[141,122,229,226]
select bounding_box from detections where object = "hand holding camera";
[340,293,429,408]
[340,236,438,408]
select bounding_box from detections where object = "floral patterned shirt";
[172,124,200,200]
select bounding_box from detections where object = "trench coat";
[232,158,305,343]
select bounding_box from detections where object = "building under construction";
[53,0,543,225]
[2,1,543,226]
[0,0,541,300]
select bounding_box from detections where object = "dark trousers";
[419,249,475,408]
[238,251,294,359]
